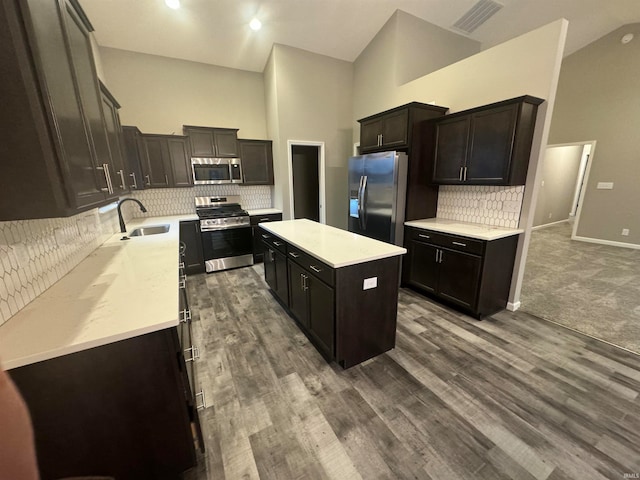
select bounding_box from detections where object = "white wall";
[549,24,640,247]
[99,47,267,138]
[353,10,480,139]
[533,145,583,227]
[265,44,354,228]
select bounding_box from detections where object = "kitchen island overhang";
[258,219,406,368]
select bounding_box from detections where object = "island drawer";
[250,213,282,226]
[287,246,335,287]
[259,228,287,253]
[407,228,484,255]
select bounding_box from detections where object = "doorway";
[288,141,325,223]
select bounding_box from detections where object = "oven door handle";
[200,223,251,232]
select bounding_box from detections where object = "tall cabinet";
[357,103,449,221]
[0,0,119,220]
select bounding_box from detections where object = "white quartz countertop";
[404,218,523,241]
[0,214,197,370]
[247,208,282,216]
[260,219,406,268]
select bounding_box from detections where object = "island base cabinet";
[9,329,196,480]
[261,226,402,368]
[335,257,400,368]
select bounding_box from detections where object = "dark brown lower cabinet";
[250,213,282,262]
[179,220,205,275]
[261,227,401,368]
[9,328,196,480]
[403,226,519,318]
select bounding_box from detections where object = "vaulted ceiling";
[82,0,640,72]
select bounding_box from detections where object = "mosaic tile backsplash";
[0,206,130,326]
[128,185,272,218]
[437,185,524,229]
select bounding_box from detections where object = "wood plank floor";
[183,264,640,480]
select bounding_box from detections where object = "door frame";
[545,140,596,240]
[287,140,326,224]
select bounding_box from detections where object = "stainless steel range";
[195,196,254,273]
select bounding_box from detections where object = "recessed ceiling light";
[621,33,634,44]
[249,18,262,31]
[165,0,180,10]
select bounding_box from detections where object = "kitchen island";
[258,219,406,368]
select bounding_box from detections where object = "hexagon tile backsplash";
[129,185,272,218]
[0,206,126,326]
[437,185,524,228]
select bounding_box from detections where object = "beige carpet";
[520,222,640,353]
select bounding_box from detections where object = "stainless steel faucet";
[117,198,147,233]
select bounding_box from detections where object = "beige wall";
[533,145,583,227]
[99,47,267,138]
[549,24,640,246]
[353,10,480,133]
[265,44,353,228]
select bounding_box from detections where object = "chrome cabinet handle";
[184,345,200,362]
[273,241,283,247]
[261,234,270,239]
[302,274,308,291]
[418,234,430,239]
[180,308,191,323]
[195,389,206,410]
[452,241,467,247]
[459,167,463,182]
[145,174,151,186]
[463,166,467,182]
[179,261,185,270]
[289,252,300,258]
[309,265,321,273]
[300,273,304,291]
[439,250,443,263]
[179,275,186,289]
[117,169,126,190]
[105,164,114,194]
[164,174,169,185]
[129,172,138,189]
[379,134,383,146]
[259,218,270,221]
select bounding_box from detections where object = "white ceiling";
[82,0,640,73]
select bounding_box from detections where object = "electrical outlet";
[548,213,553,219]
[502,200,520,213]
[363,277,378,290]
[622,228,630,236]
[10,244,30,268]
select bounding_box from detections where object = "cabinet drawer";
[407,228,484,256]
[260,229,287,253]
[287,246,335,287]
[250,213,282,226]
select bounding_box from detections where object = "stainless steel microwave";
[191,158,243,185]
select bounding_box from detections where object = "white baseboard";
[572,235,640,250]
[531,219,569,231]
[506,301,521,311]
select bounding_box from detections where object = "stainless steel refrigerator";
[348,151,408,246]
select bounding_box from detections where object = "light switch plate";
[363,277,378,290]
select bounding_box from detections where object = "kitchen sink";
[128,224,170,237]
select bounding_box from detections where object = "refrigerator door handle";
[357,175,364,226]
[360,175,368,229]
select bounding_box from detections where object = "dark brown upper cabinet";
[238,139,274,185]
[139,134,192,188]
[99,82,129,195]
[357,102,448,222]
[121,126,146,190]
[432,95,544,185]
[358,103,448,154]
[183,125,239,158]
[0,0,117,220]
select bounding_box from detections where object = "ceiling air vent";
[452,0,503,34]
